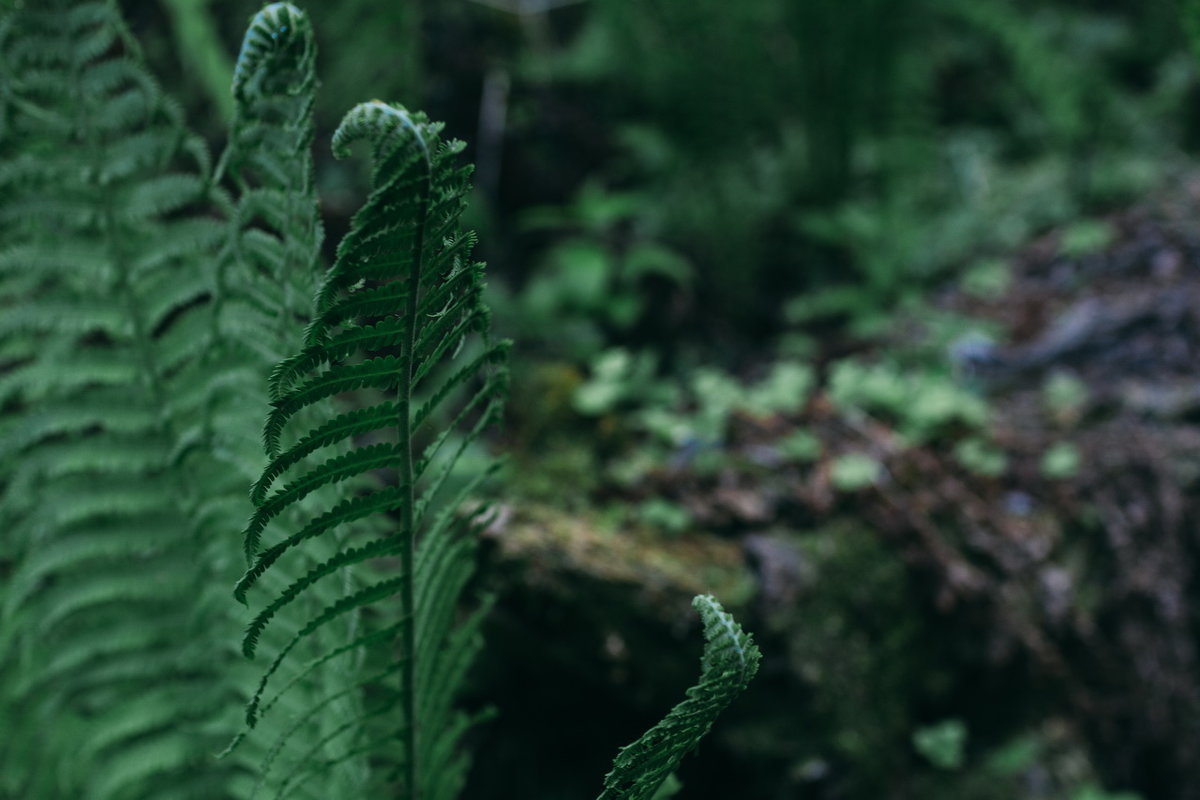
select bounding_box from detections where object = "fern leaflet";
[598,595,761,800]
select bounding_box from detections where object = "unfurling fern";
[204,2,324,491]
[214,7,374,796]
[216,2,322,363]
[229,98,509,798]
[598,595,761,800]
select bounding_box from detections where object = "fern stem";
[393,108,433,800]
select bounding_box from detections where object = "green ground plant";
[0,2,759,798]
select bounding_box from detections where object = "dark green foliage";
[538,0,1186,337]
[599,596,761,800]
[1185,0,1200,70]
[581,0,783,155]
[161,0,236,124]
[787,0,922,203]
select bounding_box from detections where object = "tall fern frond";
[232,99,508,798]
[0,2,243,797]
[201,1,327,525]
[598,595,761,800]
[211,7,380,796]
[215,2,321,367]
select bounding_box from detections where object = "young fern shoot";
[232,99,509,797]
[217,1,323,365]
[598,595,761,800]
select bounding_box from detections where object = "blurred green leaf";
[1041,441,1082,479]
[1059,219,1114,257]
[830,453,883,491]
[913,719,968,770]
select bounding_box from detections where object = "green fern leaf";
[597,595,761,800]
[0,3,362,798]
[233,97,508,798]
[217,1,321,362]
[0,3,248,797]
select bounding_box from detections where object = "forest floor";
[464,176,1200,800]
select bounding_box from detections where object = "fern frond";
[210,7,383,795]
[233,98,507,798]
[0,3,333,797]
[217,1,321,365]
[598,595,761,800]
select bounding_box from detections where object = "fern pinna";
[229,99,509,798]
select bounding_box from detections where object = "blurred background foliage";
[122,1,1200,798]
[130,0,1194,348]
